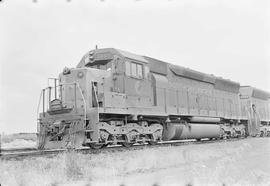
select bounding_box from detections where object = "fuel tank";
[162,123,221,141]
[189,116,221,123]
[162,123,184,140]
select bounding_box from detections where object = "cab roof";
[77,48,241,93]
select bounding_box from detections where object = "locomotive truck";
[37,48,270,149]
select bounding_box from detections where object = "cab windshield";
[86,60,112,71]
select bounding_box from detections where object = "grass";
[0,138,269,186]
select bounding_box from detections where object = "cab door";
[124,61,152,108]
[112,59,125,93]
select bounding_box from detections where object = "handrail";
[36,89,44,125]
[47,77,59,87]
[36,89,43,148]
[37,82,87,123]
[75,82,87,128]
[92,82,100,122]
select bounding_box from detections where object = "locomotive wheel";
[88,143,104,149]
[121,142,134,148]
[102,143,109,148]
[148,140,158,145]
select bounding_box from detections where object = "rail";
[0,137,249,160]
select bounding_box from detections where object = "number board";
[240,95,249,99]
[94,52,114,61]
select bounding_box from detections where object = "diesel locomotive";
[37,48,270,149]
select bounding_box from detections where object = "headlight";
[77,71,84,78]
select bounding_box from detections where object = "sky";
[0,0,269,133]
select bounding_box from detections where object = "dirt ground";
[1,137,270,186]
[1,133,36,149]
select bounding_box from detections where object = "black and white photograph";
[0,0,270,185]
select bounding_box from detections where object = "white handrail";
[37,82,88,133]
[36,90,43,126]
[75,82,87,128]
[92,82,100,122]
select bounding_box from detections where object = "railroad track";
[0,137,246,161]
[1,147,37,153]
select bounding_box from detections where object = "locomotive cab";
[78,48,154,110]
[37,48,163,149]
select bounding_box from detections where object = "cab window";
[126,62,131,76]
[126,61,143,79]
[86,61,112,71]
[137,64,143,78]
[131,63,137,77]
